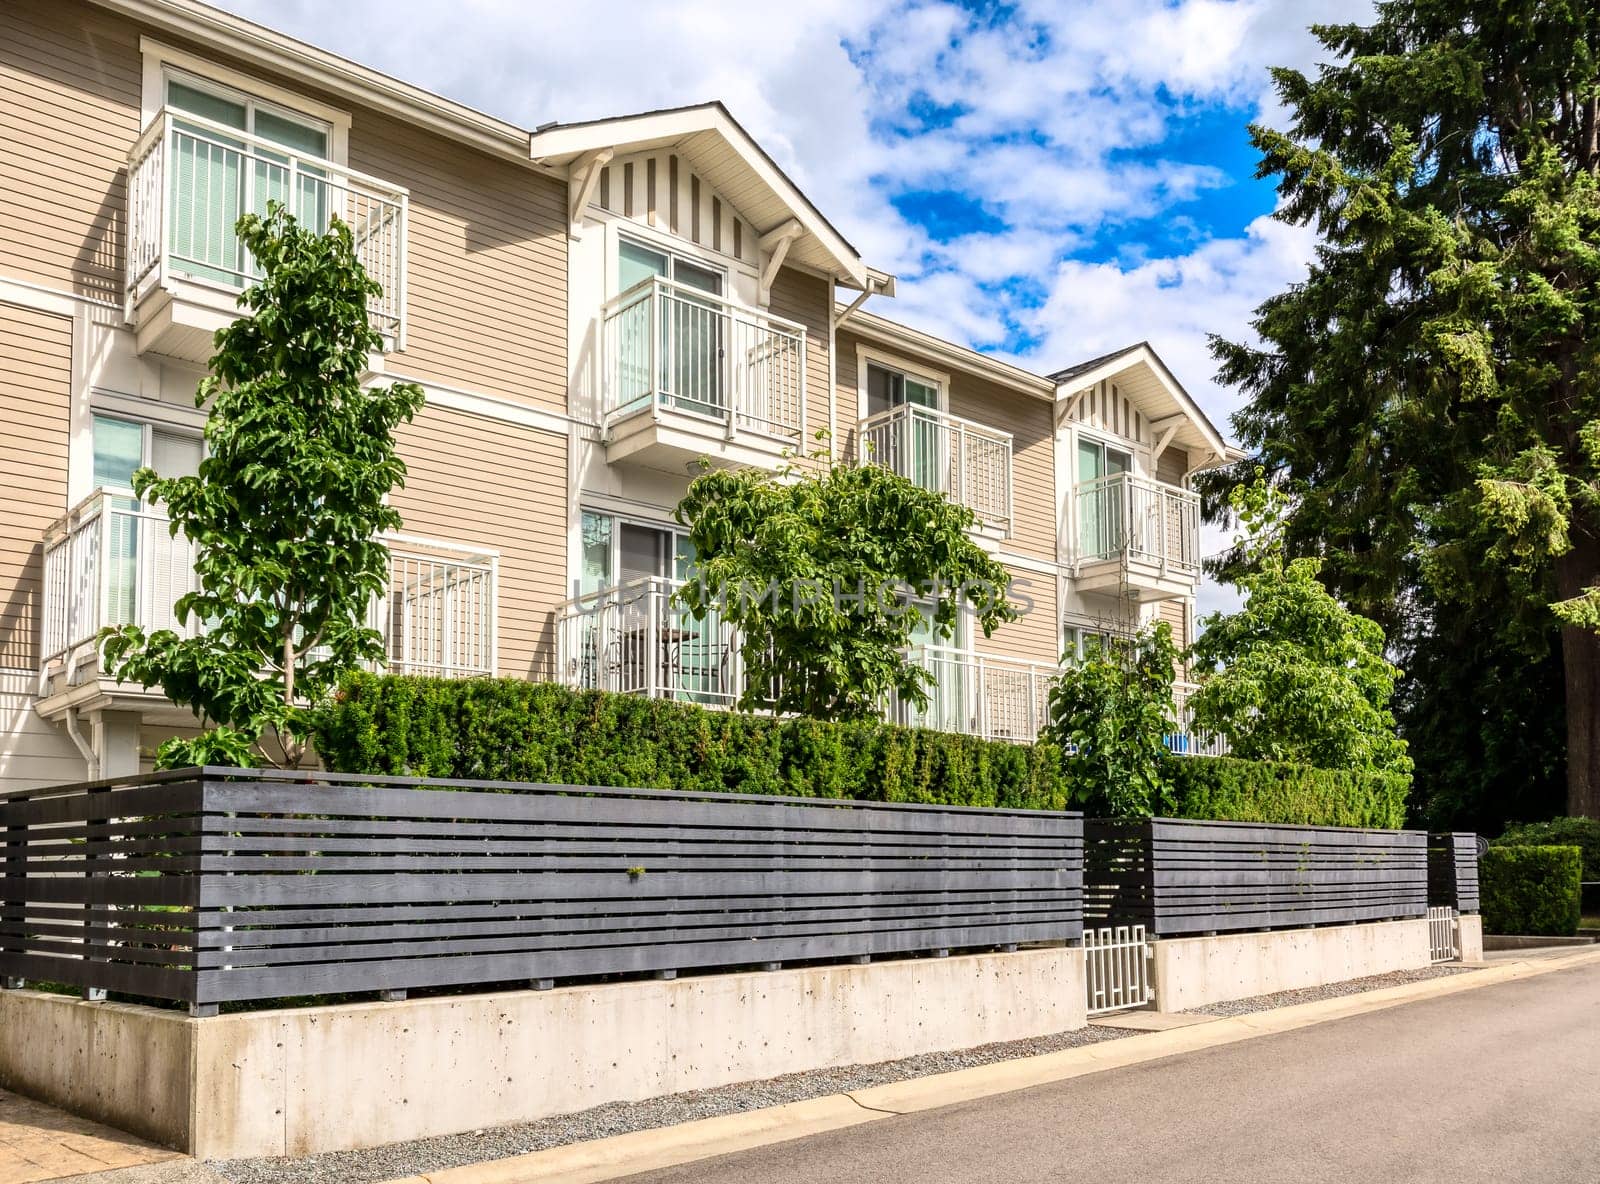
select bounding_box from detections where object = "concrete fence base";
[0,946,1087,1159]
[1149,918,1435,1013]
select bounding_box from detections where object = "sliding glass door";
[1077,438,1131,558]
[617,240,726,418]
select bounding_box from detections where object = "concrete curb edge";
[389,947,1600,1184]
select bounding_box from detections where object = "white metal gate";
[1084,924,1154,1015]
[1427,906,1459,963]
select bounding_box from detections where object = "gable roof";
[1050,342,1228,464]
[529,103,868,287]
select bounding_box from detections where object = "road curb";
[386,947,1600,1184]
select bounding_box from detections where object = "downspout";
[63,706,98,781]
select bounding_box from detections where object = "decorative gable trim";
[588,149,757,266]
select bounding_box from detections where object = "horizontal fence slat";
[1084,816,1442,937]
[0,769,1084,1006]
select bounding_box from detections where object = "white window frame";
[89,411,204,502]
[853,343,950,426]
[139,38,351,165]
[578,506,693,593]
[602,213,752,307]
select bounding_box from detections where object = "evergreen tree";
[1207,2,1600,817]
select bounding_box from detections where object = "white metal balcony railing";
[1074,472,1201,574]
[1170,681,1230,757]
[858,405,1013,533]
[899,644,1055,743]
[557,576,741,707]
[126,108,408,340]
[39,491,494,686]
[599,276,807,444]
[554,586,1229,756]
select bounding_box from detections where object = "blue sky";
[207,0,1372,609]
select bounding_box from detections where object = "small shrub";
[1479,846,1582,936]
[1164,755,1409,829]
[1494,818,1600,884]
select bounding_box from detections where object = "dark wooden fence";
[0,768,1084,1013]
[1083,818,1429,937]
[1427,832,1481,913]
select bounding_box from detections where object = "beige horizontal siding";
[976,565,1059,667]
[0,672,87,790]
[0,0,141,303]
[348,115,569,412]
[766,265,831,461]
[391,406,567,681]
[2,2,568,415]
[1158,597,1189,651]
[0,303,72,671]
[948,374,1055,561]
[1155,445,1189,487]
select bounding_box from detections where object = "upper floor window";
[1076,436,1131,485]
[92,414,203,624]
[163,71,333,288]
[865,362,940,417]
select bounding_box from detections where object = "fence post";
[82,781,109,1001]
[2,793,26,989]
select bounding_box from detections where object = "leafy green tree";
[1204,2,1600,816]
[1188,515,1412,776]
[1044,622,1178,819]
[674,455,1017,720]
[101,204,425,768]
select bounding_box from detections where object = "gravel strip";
[214,963,1481,1184]
[1188,963,1479,1018]
[212,1025,1141,1184]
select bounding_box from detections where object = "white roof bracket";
[758,218,803,305]
[568,147,614,237]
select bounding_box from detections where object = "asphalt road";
[625,960,1600,1184]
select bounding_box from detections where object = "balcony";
[37,490,493,714]
[897,645,1054,742]
[598,277,807,472]
[1171,681,1230,757]
[125,109,408,363]
[858,405,1012,535]
[557,576,742,706]
[1072,472,1201,601]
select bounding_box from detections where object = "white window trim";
[613,229,731,301]
[578,505,691,591]
[89,409,205,501]
[1068,423,1150,485]
[140,37,351,165]
[853,343,951,426]
[600,210,756,302]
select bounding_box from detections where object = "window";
[864,362,945,494]
[615,238,727,418]
[865,362,939,417]
[92,414,203,627]
[575,509,725,703]
[1076,436,1133,558]
[164,70,332,288]
[577,510,694,596]
[1063,623,1135,665]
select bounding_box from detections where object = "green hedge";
[314,674,1068,810]
[1495,818,1600,884]
[1163,755,1409,829]
[1480,846,1582,936]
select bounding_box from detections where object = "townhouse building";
[0,0,1232,791]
